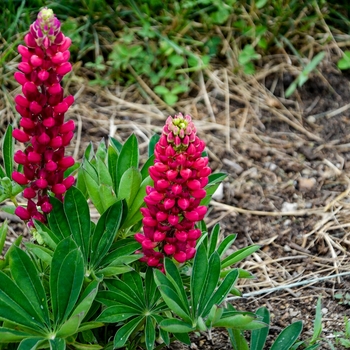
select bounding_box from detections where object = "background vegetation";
[1,0,350,111]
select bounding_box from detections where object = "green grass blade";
[2,125,14,178]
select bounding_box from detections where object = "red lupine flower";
[135,113,211,269]
[12,8,75,226]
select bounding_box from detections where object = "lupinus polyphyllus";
[12,8,75,225]
[135,113,211,268]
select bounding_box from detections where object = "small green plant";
[337,51,350,70]
[228,296,323,349]
[329,317,350,349]
[334,291,350,306]
[285,51,326,97]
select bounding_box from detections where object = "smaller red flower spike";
[135,113,211,269]
[12,8,75,226]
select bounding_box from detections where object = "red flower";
[135,113,211,268]
[12,8,75,225]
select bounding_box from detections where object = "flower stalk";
[12,8,75,225]
[135,113,211,268]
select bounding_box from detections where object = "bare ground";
[2,57,350,349]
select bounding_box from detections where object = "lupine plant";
[0,7,318,350]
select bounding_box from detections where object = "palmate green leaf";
[270,321,303,350]
[116,134,139,190]
[3,124,14,178]
[0,271,45,331]
[113,315,143,349]
[123,271,144,302]
[145,267,159,307]
[0,327,34,342]
[251,306,270,350]
[18,337,46,350]
[9,246,50,327]
[191,243,208,318]
[48,197,71,241]
[97,290,140,309]
[221,245,260,269]
[89,200,123,269]
[160,319,194,333]
[117,167,142,207]
[64,187,90,262]
[77,322,104,333]
[50,237,84,327]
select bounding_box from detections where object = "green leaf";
[197,252,221,317]
[3,125,14,178]
[116,134,139,191]
[9,247,50,326]
[251,307,270,350]
[96,157,113,187]
[123,271,144,303]
[0,271,44,331]
[228,329,249,350]
[0,327,33,342]
[89,200,123,269]
[97,305,140,323]
[49,338,66,350]
[163,259,189,314]
[310,297,322,344]
[270,321,303,350]
[217,234,237,257]
[33,220,59,249]
[0,220,8,255]
[50,238,84,326]
[141,155,155,180]
[338,51,350,70]
[145,316,156,350]
[208,224,220,257]
[154,86,169,95]
[100,240,141,267]
[64,187,91,262]
[191,243,208,317]
[221,245,260,269]
[122,175,153,229]
[48,197,71,240]
[109,137,123,154]
[56,313,84,338]
[173,332,191,345]
[148,134,160,157]
[117,167,142,207]
[18,337,46,350]
[203,269,238,316]
[113,316,144,349]
[213,312,255,328]
[108,144,119,193]
[160,319,194,333]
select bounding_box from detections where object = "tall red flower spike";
[12,8,75,225]
[135,113,211,268]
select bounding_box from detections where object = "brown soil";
[2,61,350,349]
